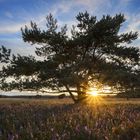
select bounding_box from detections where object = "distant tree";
[0,46,11,63]
[58,94,66,99]
[0,12,140,102]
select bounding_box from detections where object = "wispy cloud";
[126,14,140,33]
[5,11,13,19]
[0,22,29,34]
[0,0,140,56]
[0,38,36,56]
[0,0,112,35]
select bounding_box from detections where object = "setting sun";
[87,88,99,96]
[90,91,98,96]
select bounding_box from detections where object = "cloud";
[75,0,110,8]
[0,38,36,56]
[122,13,140,46]
[127,15,140,33]
[111,13,140,47]
[0,14,46,34]
[0,0,111,35]
[0,22,27,34]
[5,11,13,19]
[0,0,140,51]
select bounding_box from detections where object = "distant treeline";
[0,94,68,99]
[116,91,140,98]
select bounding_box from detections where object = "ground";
[0,97,140,140]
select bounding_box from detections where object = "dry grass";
[0,97,140,140]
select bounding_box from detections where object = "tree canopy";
[0,12,140,102]
[0,46,11,63]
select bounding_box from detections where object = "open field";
[0,98,140,140]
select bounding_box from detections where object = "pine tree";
[0,12,140,102]
[0,46,11,63]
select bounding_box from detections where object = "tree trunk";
[64,85,87,103]
[65,85,77,103]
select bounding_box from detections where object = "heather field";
[0,98,140,140]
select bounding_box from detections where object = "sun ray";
[85,87,107,105]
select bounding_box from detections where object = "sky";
[0,0,140,56]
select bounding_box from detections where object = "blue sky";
[0,0,140,56]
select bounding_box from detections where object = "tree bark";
[65,85,77,102]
